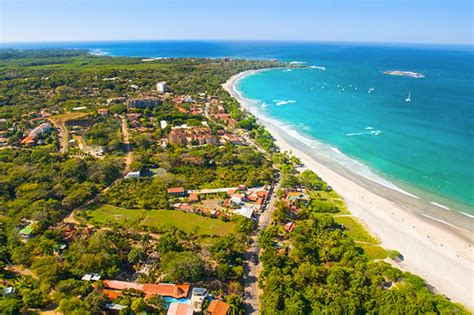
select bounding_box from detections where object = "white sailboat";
[405,92,411,102]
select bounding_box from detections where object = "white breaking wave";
[89,49,109,56]
[297,123,312,132]
[261,103,268,108]
[273,99,297,106]
[421,214,461,229]
[227,70,419,200]
[289,61,306,65]
[460,211,474,219]
[285,69,292,72]
[346,129,382,136]
[255,116,419,199]
[310,65,326,71]
[430,202,451,211]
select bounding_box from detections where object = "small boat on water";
[405,92,412,102]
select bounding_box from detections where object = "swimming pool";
[163,296,191,306]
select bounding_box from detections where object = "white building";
[156,81,169,93]
[125,171,141,179]
[235,206,254,219]
[191,288,208,312]
[160,120,168,129]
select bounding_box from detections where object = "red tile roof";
[168,187,185,194]
[208,300,230,315]
[102,289,122,300]
[102,280,190,299]
[284,222,296,233]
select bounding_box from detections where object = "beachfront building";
[286,191,310,209]
[127,97,161,109]
[156,81,170,93]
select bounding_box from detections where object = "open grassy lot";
[86,205,236,236]
[310,190,350,214]
[334,215,379,244]
[361,245,388,260]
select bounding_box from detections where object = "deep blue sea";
[3,40,473,213]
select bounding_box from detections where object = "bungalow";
[283,222,296,233]
[125,171,141,179]
[20,135,36,146]
[207,300,230,315]
[97,108,109,116]
[167,302,193,315]
[167,187,186,196]
[19,223,34,240]
[286,191,310,208]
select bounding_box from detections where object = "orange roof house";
[21,136,36,146]
[97,108,109,116]
[283,222,296,233]
[167,187,185,195]
[207,300,230,315]
[102,280,190,299]
[102,289,122,300]
[189,193,200,202]
[248,195,258,202]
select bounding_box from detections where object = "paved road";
[243,176,280,314]
[48,117,69,154]
[120,115,133,174]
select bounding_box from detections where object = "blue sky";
[0,0,472,44]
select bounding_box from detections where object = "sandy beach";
[223,70,474,310]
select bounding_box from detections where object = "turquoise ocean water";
[3,41,473,214]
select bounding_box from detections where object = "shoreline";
[223,70,474,309]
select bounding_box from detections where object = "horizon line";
[1,38,473,47]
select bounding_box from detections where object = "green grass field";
[334,216,379,244]
[361,245,388,260]
[310,190,350,214]
[86,205,236,237]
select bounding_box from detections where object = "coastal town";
[0,50,469,315]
